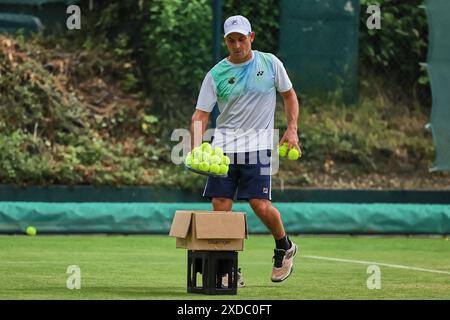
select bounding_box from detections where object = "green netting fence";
[279,0,360,103]
[0,0,79,33]
[425,0,450,171]
[0,12,43,34]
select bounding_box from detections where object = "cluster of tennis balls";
[278,142,302,160]
[185,142,231,175]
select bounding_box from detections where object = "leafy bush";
[275,94,434,173]
[0,36,90,140]
[78,0,280,117]
[0,2,437,188]
[0,35,166,186]
[75,1,430,109]
[359,0,429,103]
[142,0,213,113]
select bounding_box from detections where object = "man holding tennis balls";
[189,15,301,285]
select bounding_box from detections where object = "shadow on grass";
[86,286,189,299]
[2,286,190,299]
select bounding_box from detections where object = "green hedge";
[0,1,433,186]
[85,0,427,110]
[359,0,429,95]
[80,0,280,116]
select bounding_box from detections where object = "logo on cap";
[224,15,252,38]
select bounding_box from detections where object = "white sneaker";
[271,241,299,282]
[222,268,245,288]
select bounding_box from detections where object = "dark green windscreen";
[426,0,450,171]
[279,0,360,104]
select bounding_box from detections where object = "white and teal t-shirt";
[196,50,293,153]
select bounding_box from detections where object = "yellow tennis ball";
[219,164,229,175]
[222,155,231,165]
[278,143,288,157]
[26,226,37,236]
[191,158,200,170]
[213,147,223,158]
[193,147,203,161]
[210,163,221,174]
[184,152,193,165]
[199,161,210,172]
[210,155,221,165]
[288,148,300,160]
[201,142,212,154]
[202,152,211,163]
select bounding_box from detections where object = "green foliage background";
[0,0,435,187]
[359,0,429,102]
[84,0,428,112]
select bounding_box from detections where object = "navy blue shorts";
[203,150,273,201]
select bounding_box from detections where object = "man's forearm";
[284,92,299,131]
[190,118,208,150]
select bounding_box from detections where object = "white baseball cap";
[224,15,252,38]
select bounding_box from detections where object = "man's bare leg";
[249,198,285,240]
[249,198,298,282]
[212,197,233,211]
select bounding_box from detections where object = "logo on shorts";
[263,187,268,194]
[257,71,264,76]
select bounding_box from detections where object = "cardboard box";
[169,210,248,251]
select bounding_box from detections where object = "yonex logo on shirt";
[257,71,264,76]
[228,77,236,84]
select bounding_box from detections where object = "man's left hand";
[279,127,300,151]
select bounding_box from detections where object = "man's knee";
[249,199,272,216]
[212,197,233,211]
